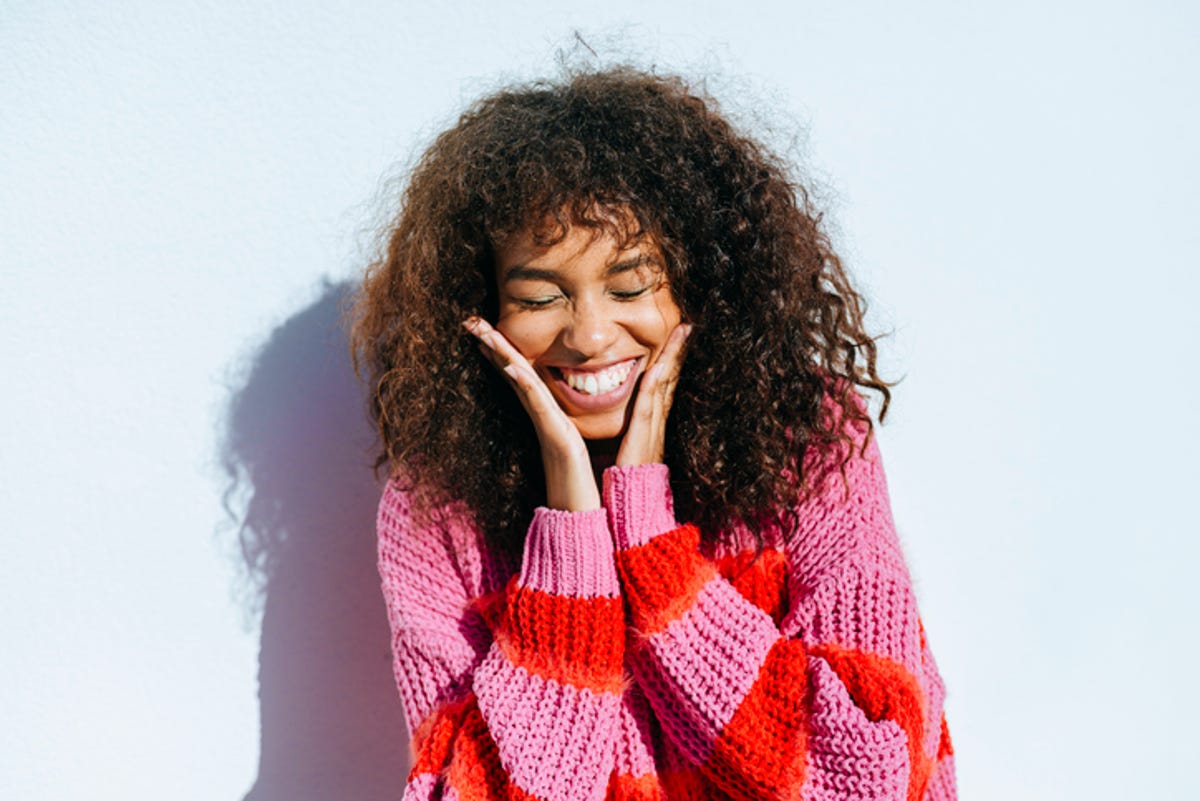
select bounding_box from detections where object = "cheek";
[495,315,553,360]
[646,296,684,347]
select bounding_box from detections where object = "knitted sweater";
[376,398,957,801]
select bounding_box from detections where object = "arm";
[377,482,627,801]
[604,403,956,801]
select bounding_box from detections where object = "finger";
[476,342,517,387]
[620,324,692,460]
[482,336,575,437]
[641,322,692,404]
[464,317,537,375]
[503,361,560,419]
[465,320,591,474]
[629,360,668,435]
[631,323,687,415]
[618,366,665,466]
[465,319,535,388]
[475,333,575,439]
[660,322,694,381]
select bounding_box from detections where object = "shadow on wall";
[218,278,409,801]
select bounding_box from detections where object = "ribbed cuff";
[602,463,678,550]
[520,507,620,598]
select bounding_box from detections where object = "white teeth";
[561,360,635,396]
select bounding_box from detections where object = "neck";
[586,437,620,485]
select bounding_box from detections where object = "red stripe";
[713,547,789,626]
[443,695,538,801]
[496,577,626,692]
[408,694,474,781]
[938,714,954,759]
[659,765,717,801]
[617,524,715,634]
[425,694,579,801]
[605,771,667,801]
[706,638,810,801]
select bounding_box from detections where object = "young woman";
[349,66,957,801]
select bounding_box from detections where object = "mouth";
[543,357,642,412]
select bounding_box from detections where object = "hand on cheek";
[463,316,601,511]
[616,321,694,467]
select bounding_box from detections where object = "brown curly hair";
[347,65,897,554]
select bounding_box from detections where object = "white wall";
[3,1,1197,799]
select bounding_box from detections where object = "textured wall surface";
[3,2,1197,799]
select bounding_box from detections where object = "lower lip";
[545,358,642,412]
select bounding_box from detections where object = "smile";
[556,359,637,396]
[544,357,643,412]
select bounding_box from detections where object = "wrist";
[601,462,678,549]
[520,507,618,595]
[545,483,602,511]
[614,436,663,468]
[543,448,602,511]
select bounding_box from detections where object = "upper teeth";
[561,360,636,396]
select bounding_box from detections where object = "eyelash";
[514,287,650,308]
[515,297,557,308]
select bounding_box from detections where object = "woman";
[349,65,957,801]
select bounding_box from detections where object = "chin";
[571,410,630,441]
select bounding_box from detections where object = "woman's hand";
[463,317,601,512]
[616,321,694,467]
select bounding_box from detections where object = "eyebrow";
[502,253,653,284]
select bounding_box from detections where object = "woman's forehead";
[494,218,660,274]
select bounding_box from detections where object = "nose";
[561,296,619,358]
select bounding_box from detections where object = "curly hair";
[347,65,897,554]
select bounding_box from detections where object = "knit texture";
[377,394,957,801]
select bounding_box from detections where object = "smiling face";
[493,216,684,441]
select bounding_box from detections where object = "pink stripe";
[784,402,904,584]
[633,576,779,763]
[390,628,480,737]
[378,481,499,730]
[788,557,922,669]
[401,771,441,801]
[602,463,678,549]
[474,644,622,801]
[926,754,958,801]
[519,507,620,597]
[919,635,948,760]
[612,687,657,778]
[801,655,910,801]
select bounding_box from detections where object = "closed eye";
[611,287,651,300]
[513,296,559,308]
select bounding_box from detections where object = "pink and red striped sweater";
[376,399,957,801]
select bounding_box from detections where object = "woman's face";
[493,218,684,441]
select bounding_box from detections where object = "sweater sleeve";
[604,402,956,801]
[377,483,627,801]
